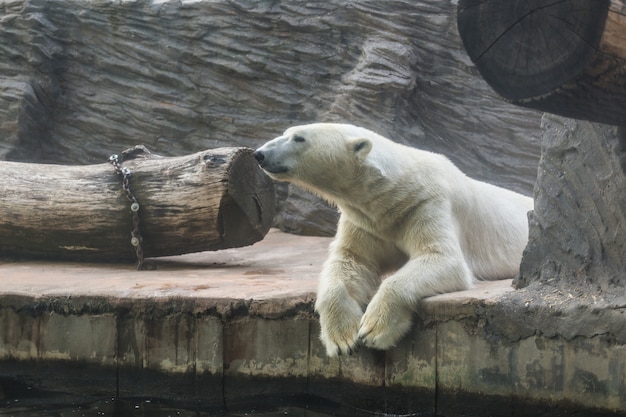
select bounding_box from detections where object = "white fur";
[255,123,532,357]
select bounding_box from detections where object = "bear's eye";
[293,135,306,143]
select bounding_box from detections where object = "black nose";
[253,150,264,163]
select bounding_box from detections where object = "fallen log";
[0,146,275,264]
[457,0,626,126]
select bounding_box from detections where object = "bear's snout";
[253,150,265,164]
[253,142,289,175]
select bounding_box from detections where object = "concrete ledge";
[1,230,625,416]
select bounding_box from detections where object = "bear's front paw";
[316,294,363,357]
[358,291,413,350]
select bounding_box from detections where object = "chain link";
[109,154,147,270]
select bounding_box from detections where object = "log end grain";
[457,0,610,100]
[212,148,276,251]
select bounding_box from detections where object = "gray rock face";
[0,0,541,235]
[516,114,626,291]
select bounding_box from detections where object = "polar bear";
[254,123,532,357]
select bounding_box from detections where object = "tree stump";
[457,0,626,126]
[0,146,275,263]
[515,115,626,290]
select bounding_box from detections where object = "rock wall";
[516,114,626,292]
[0,0,542,235]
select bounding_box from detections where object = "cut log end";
[214,148,276,250]
[458,0,610,100]
[457,0,626,126]
[458,0,610,98]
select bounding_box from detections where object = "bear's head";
[254,123,376,199]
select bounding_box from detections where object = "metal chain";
[109,154,147,270]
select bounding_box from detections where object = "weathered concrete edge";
[1,284,626,415]
[416,283,626,415]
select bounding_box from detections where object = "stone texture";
[0,0,541,235]
[436,319,626,416]
[116,310,224,403]
[383,318,437,414]
[223,317,310,402]
[39,313,117,364]
[516,114,626,293]
[0,307,38,360]
[386,319,437,390]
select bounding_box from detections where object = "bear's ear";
[349,138,372,160]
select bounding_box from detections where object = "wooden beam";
[458,0,626,126]
[0,146,275,263]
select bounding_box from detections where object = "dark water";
[0,378,434,417]
[0,396,436,417]
[2,397,190,417]
[0,397,320,417]
[2,377,622,417]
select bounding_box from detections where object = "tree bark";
[0,146,275,262]
[457,0,626,126]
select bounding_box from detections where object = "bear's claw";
[358,325,395,350]
[328,337,360,357]
[358,295,414,350]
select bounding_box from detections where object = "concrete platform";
[1,230,625,416]
[0,229,324,301]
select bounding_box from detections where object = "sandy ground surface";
[0,228,513,302]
